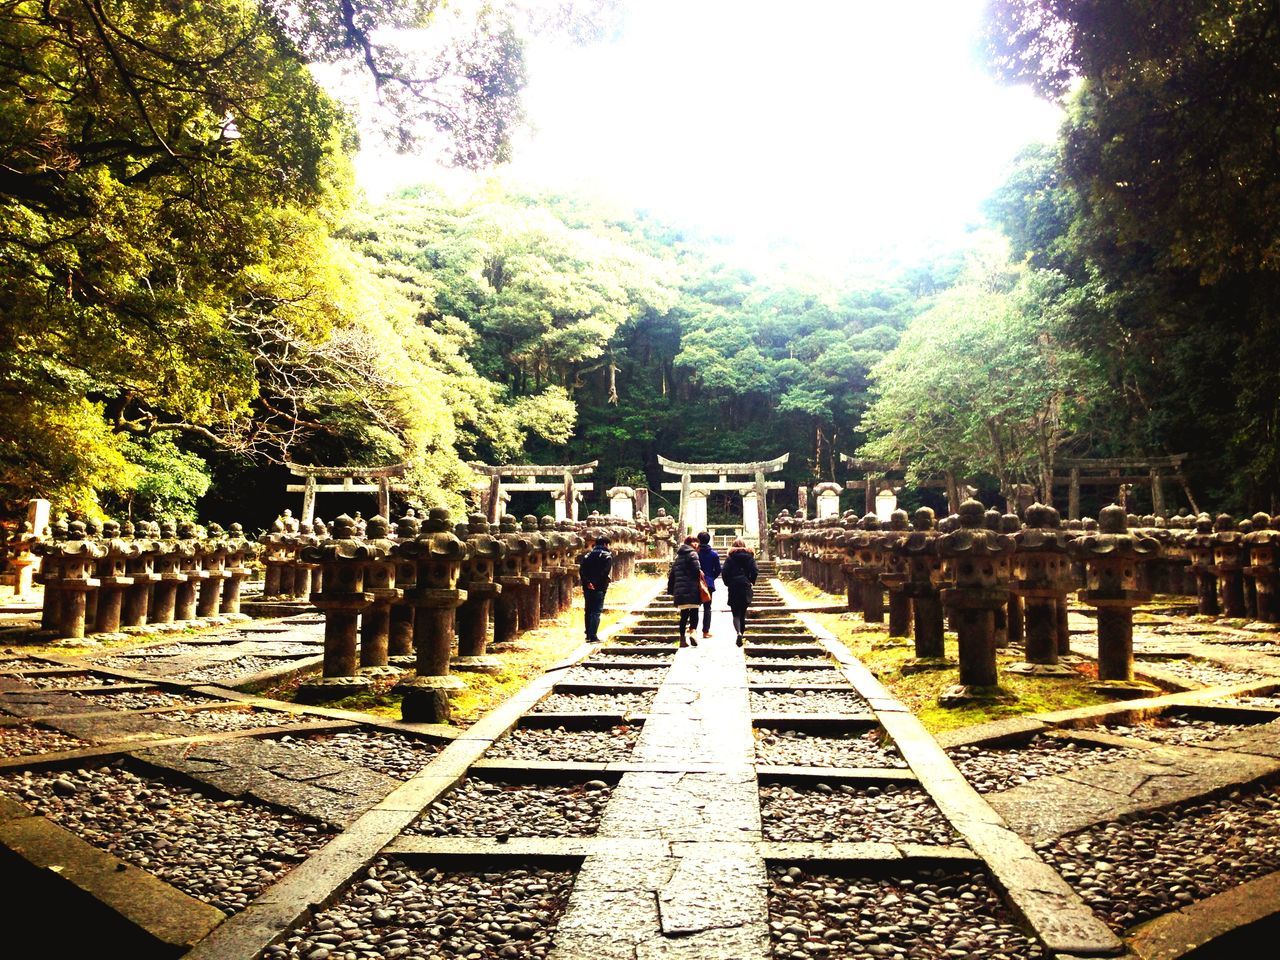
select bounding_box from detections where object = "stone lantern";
[220,523,255,620]
[878,509,913,639]
[896,507,951,670]
[1186,513,1219,616]
[398,508,471,721]
[540,518,568,620]
[520,516,550,632]
[4,521,40,601]
[359,516,402,674]
[259,517,294,599]
[92,521,137,636]
[935,500,1015,704]
[844,514,886,624]
[1208,514,1247,618]
[33,517,69,633]
[493,515,532,651]
[455,513,507,672]
[172,521,205,622]
[196,523,230,620]
[50,520,105,640]
[297,514,374,701]
[150,521,184,627]
[387,513,421,662]
[1069,504,1161,693]
[652,508,676,559]
[1006,504,1075,677]
[122,522,161,630]
[1244,514,1279,623]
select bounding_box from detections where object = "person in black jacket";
[721,537,759,646]
[695,531,722,640]
[666,539,703,646]
[578,537,613,642]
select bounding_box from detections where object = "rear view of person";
[667,538,703,646]
[578,536,613,642]
[721,537,759,646]
[695,530,721,639]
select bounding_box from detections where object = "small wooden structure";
[286,463,409,524]
[1054,455,1193,519]
[657,454,788,558]
[470,461,598,524]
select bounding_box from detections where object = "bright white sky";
[352,0,1062,268]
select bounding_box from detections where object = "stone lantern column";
[220,524,255,619]
[197,524,230,619]
[936,500,1015,705]
[122,523,160,629]
[1187,514,1220,616]
[1208,514,1247,618]
[92,522,136,636]
[897,508,951,670]
[398,508,470,722]
[493,515,531,651]
[455,514,506,672]
[33,518,67,632]
[359,516,402,674]
[52,522,104,640]
[386,513,421,662]
[878,510,913,639]
[150,523,183,626]
[1244,514,1279,623]
[172,522,205,622]
[297,515,375,702]
[1069,504,1161,694]
[5,523,40,600]
[1007,504,1075,677]
[848,515,887,624]
[519,517,548,632]
[652,508,676,560]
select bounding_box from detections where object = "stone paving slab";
[990,743,1280,844]
[1127,869,1280,960]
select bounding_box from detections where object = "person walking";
[578,536,613,643]
[667,537,703,646]
[695,531,721,640]
[721,537,759,646]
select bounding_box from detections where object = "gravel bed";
[559,666,664,686]
[750,689,870,714]
[747,657,832,667]
[270,731,442,780]
[755,728,907,768]
[157,707,310,732]
[747,668,846,685]
[486,724,640,762]
[10,672,122,689]
[175,656,277,683]
[0,723,87,757]
[587,653,675,665]
[1136,657,1270,687]
[769,865,1046,959]
[0,658,51,673]
[0,763,332,913]
[264,858,575,960]
[409,778,611,838]
[235,641,323,656]
[1104,714,1277,747]
[760,782,961,846]
[533,690,656,714]
[74,689,214,711]
[949,738,1146,794]
[1038,782,1280,931]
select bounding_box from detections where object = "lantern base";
[452,655,504,675]
[900,656,956,675]
[1087,678,1162,699]
[937,683,1016,708]
[296,675,374,703]
[1004,661,1077,678]
[357,664,404,678]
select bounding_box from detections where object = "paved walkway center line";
[550,596,772,960]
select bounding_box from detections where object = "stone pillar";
[1187,514,1220,616]
[1006,504,1075,677]
[1209,514,1247,618]
[454,515,505,672]
[388,513,421,659]
[360,518,402,674]
[93,525,135,635]
[295,516,375,703]
[197,527,229,619]
[608,486,636,521]
[936,500,1014,705]
[1070,505,1161,693]
[220,524,254,619]
[1244,515,1279,623]
[122,532,159,629]
[898,509,949,669]
[51,523,103,640]
[684,488,708,536]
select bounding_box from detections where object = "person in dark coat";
[721,538,759,645]
[695,530,721,639]
[666,539,703,646]
[578,536,613,642]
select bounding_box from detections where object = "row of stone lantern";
[29,519,257,641]
[296,510,643,721]
[787,501,1166,703]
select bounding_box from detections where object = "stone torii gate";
[1054,454,1194,519]
[286,463,409,525]
[470,461,598,524]
[657,454,788,558]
